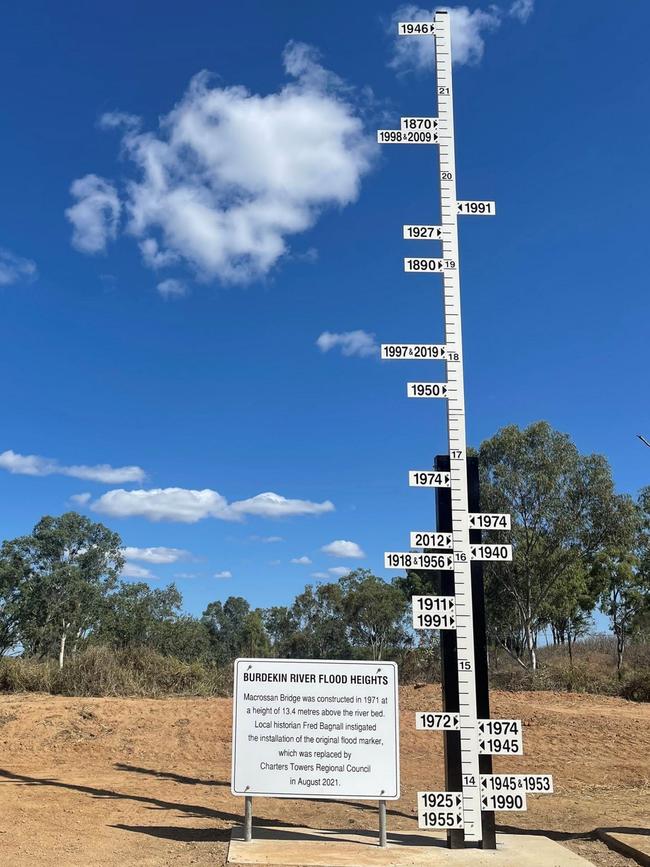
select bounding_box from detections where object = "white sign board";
[231,658,400,800]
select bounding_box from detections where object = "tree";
[597,489,650,674]
[94,581,183,650]
[339,570,410,660]
[1,513,123,667]
[289,582,351,659]
[202,596,270,663]
[479,422,624,670]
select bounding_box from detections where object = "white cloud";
[328,566,352,577]
[92,487,231,522]
[174,572,199,579]
[214,570,232,579]
[229,492,334,519]
[69,493,92,506]
[509,0,533,23]
[250,535,284,543]
[122,562,155,579]
[311,571,329,579]
[0,449,146,484]
[69,43,376,284]
[157,278,188,299]
[321,539,365,559]
[0,248,37,287]
[91,486,334,523]
[123,546,190,564]
[66,174,121,253]
[389,3,532,71]
[291,556,312,565]
[316,330,377,358]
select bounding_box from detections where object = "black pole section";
[467,456,497,850]
[435,454,463,849]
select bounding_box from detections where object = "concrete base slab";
[227,826,593,866]
[596,829,650,866]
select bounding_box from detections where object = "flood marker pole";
[379,8,555,850]
[244,795,253,842]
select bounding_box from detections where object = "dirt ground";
[0,687,647,866]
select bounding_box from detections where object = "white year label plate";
[403,225,443,240]
[401,117,438,130]
[404,257,456,272]
[409,471,450,487]
[407,382,448,398]
[481,792,527,812]
[377,129,438,144]
[481,774,553,794]
[470,544,512,561]
[418,791,463,829]
[397,21,436,35]
[386,553,453,570]
[410,531,453,548]
[381,344,448,360]
[457,200,496,215]
[469,513,511,530]
[412,596,456,630]
[415,711,460,731]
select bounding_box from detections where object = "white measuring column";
[433,9,482,842]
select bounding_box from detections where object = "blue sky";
[1,1,648,618]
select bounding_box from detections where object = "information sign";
[231,658,400,800]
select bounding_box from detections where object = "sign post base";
[227,826,593,866]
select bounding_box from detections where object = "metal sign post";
[380,9,553,849]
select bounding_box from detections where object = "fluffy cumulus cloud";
[157,278,188,299]
[90,486,334,523]
[68,43,376,285]
[123,546,190,564]
[291,555,312,565]
[0,248,37,287]
[321,539,365,558]
[122,562,155,580]
[389,2,533,71]
[316,330,378,358]
[214,570,232,579]
[328,566,352,577]
[0,449,145,484]
[66,174,121,253]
